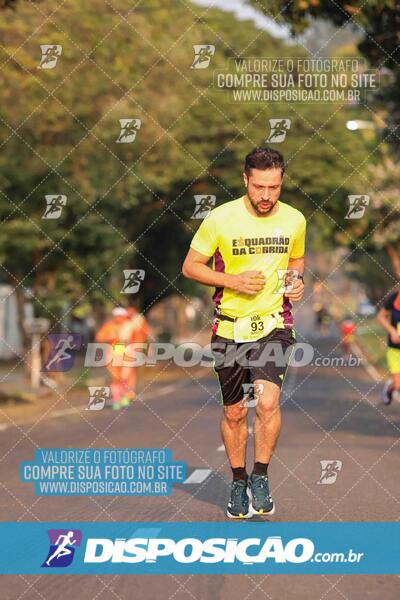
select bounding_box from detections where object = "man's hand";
[285,277,304,302]
[390,328,400,345]
[226,271,266,295]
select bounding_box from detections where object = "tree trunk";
[387,243,400,280]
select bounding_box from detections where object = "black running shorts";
[210,327,296,406]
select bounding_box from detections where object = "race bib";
[233,313,284,343]
[397,323,400,335]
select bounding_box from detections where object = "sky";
[190,0,290,40]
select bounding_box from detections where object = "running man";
[45,531,76,566]
[182,146,306,518]
[377,291,400,405]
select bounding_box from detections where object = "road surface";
[0,322,399,598]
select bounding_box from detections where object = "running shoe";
[381,381,393,405]
[226,479,252,519]
[248,473,275,515]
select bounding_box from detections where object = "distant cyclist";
[182,146,306,519]
[377,291,400,405]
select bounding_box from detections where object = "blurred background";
[0,0,399,394]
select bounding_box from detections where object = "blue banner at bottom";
[0,522,398,574]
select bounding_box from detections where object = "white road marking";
[351,342,381,383]
[183,468,212,484]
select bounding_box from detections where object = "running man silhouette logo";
[317,460,342,485]
[275,269,300,294]
[266,119,291,143]
[116,119,142,143]
[42,334,82,372]
[86,386,110,410]
[38,45,62,69]
[42,529,82,568]
[191,194,216,219]
[42,194,67,220]
[120,269,145,294]
[191,45,215,69]
[345,195,369,219]
[240,383,264,408]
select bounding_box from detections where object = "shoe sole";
[226,509,252,519]
[249,501,275,516]
[248,486,275,516]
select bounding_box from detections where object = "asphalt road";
[0,325,399,598]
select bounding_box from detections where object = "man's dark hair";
[244,146,285,177]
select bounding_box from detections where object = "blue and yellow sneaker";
[226,479,252,519]
[248,473,275,515]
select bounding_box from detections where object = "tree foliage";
[0,0,371,324]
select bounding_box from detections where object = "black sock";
[232,466,248,481]
[252,461,269,476]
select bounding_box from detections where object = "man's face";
[243,167,283,215]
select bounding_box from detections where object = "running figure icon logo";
[42,194,67,220]
[41,530,82,568]
[317,460,343,485]
[42,333,82,372]
[116,118,142,143]
[240,383,264,408]
[266,119,291,143]
[38,45,62,69]
[191,195,216,219]
[120,269,145,294]
[345,195,369,219]
[86,386,110,410]
[190,45,215,69]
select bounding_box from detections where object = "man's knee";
[255,395,280,420]
[223,403,248,426]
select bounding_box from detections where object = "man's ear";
[243,171,248,187]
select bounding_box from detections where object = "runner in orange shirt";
[95,307,149,409]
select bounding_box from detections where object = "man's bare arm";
[286,256,305,301]
[182,248,265,296]
[377,307,400,344]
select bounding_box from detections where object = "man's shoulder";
[209,197,243,220]
[384,291,398,309]
[279,201,306,224]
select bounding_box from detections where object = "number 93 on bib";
[233,313,284,343]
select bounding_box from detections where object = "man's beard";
[247,189,277,216]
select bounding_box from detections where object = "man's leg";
[243,379,281,515]
[253,379,281,464]
[221,402,249,470]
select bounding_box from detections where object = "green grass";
[355,317,387,371]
